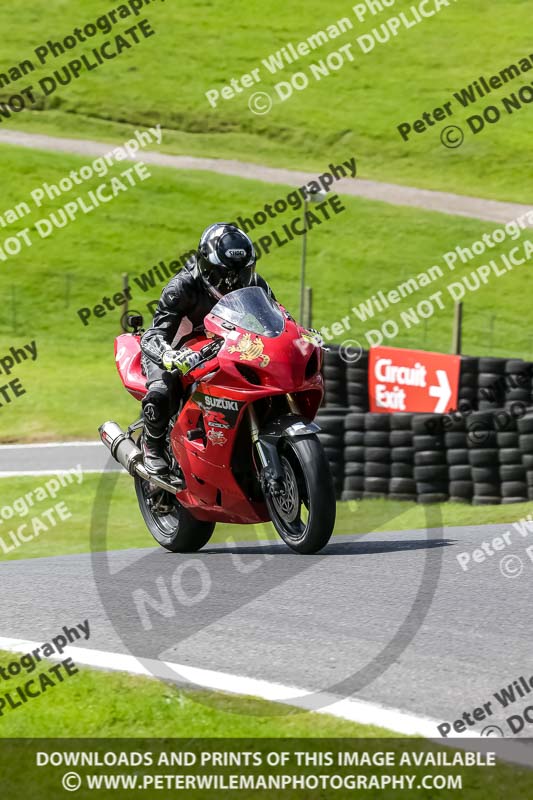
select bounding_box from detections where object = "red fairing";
[114,334,146,400]
[113,304,324,525]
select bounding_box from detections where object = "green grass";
[0,144,532,442]
[0,0,531,201]
[0,473,531,562]
[0,649,394,738]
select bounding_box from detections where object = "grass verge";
[0,473,531,562]
[0,648,392,738]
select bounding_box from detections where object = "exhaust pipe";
[99,421,182,495]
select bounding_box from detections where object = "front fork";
[248,404,285,496]
[248,394,311,497]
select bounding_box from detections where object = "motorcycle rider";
[140,222,276,476]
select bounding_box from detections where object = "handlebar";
[169,338,223,382]
[199,338,223,362]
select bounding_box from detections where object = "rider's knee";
[142,384,170,433]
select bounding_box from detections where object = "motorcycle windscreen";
[210,286,285,337]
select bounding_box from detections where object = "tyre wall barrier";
[318,347,533,503]
[322,346,533,412]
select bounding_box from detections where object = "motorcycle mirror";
[121,311,144,334]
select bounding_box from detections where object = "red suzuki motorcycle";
[99,286,336,554]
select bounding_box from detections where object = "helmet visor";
[203,261,255,296]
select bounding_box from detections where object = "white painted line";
[0,442,101,449]
[5,637,533,764]
[0,468,124,478]
[3,636,532,766]
[0,636,461,739]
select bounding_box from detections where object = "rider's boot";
[141,382,170,476]
[142,430,168,476]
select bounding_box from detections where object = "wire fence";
[1,274,531,361]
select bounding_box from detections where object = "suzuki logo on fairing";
[205,396,239,411]
[225,249,246,258]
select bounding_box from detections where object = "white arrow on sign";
[429,369,452,413]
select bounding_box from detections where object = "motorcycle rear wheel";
[265,435,336,554]
[134,475,215,552]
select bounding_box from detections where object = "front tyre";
[134,475,215,552]
[265,435,336,554]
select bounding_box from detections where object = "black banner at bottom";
[0,737,532,799]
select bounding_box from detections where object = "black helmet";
[197,223,256,299]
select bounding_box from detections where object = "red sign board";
[369,346,460,414]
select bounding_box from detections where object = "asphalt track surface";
[2,441,533,737]
[0,441,122,475]
[1,129,531,225]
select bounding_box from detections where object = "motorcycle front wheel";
[134,475,215,552]
[265,435,336,554]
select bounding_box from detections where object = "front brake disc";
[272,457,299,523]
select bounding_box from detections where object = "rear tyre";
[134,475,215,552]
[265,435,336,554]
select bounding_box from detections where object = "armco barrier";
[318,347,533,504]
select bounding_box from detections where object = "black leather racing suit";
[140,257,275,439]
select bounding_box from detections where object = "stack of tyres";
[319,347,533,505]
[316,408,346,499]
[477,357,507,411]
[458,356,478,410]
[413,415,448,503]
[497,411,527,503]
[389,413,416,500]
[518,414,533,501]
[342,411,365,500]
[446,415,472,503]
[467,411,500,505]
[346,349,369,411]
[363,413,390,499]
[504,359,531,411]
[322,345,348,408]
